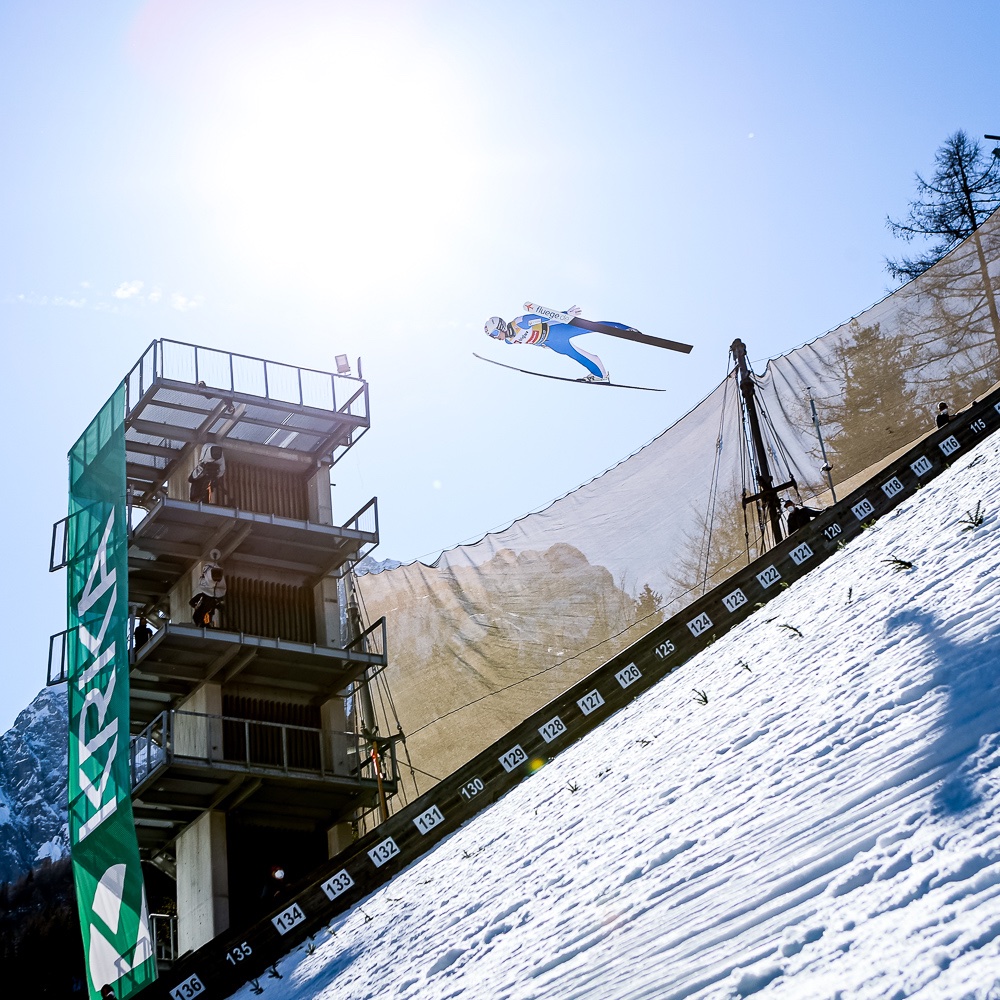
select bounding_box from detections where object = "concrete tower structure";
[52,340,397,962]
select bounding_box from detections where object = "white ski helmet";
[485,316,508,339]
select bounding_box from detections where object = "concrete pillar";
[313,577,341,648]
[174,683,223,762]
[167,445,201,503]
[327,819,354,857]
[306,462,340,647]
[176,810,229,953]
[320,697,350,776]
[306,463,334,525]
[321,696,354,856]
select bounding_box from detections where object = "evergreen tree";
[633,583,665,630]
[819,321,923,482]
[0,857,86,996]
[893,263,1000,405]
[886,130,1000,281]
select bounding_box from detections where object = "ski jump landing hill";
[140,381,1000,1000]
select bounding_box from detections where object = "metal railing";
[129,710,398,789]
[336,497,379,570]
[48,617,147,684]
[342,496,378,538]
[339,380,369,422]
[150,913,178,965]
[48,500,109,573]
[49,515,69,572]
[345,616,387,660]
[46,628,70,686]
[123,339,367,419]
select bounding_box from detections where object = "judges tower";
[52,340,396,965]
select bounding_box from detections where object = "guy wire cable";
[699,355,735,595]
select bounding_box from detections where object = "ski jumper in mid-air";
[485,306,615,382]
[480,301,693,389]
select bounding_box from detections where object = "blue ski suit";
[505,313,608,379]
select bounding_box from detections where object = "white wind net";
[356,212,1000,791]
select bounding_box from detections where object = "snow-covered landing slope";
[234,436,1000,1000]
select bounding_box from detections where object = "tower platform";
[128,617,386,726]
[123,339,370,501]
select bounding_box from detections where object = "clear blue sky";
[2,0,998,731]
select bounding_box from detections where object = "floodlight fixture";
[335,354,351,374]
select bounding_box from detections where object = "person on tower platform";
[935,402,952,428]
[784,499,823,534]
[188,443,226,503]
[190,552,227,628]
[133,617,153,650]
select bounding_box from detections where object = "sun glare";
[192,27,480,297]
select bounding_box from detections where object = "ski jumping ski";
[523,302,694,354]
[473,353,665,391]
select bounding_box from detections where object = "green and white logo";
[85,862,154,989]
[67,386,156,1000]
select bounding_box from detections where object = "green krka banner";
[67,384,157,1000]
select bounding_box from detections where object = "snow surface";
[34,837,63,864]
[231,436,1000,1000]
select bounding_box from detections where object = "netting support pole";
[731,338,784,546]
